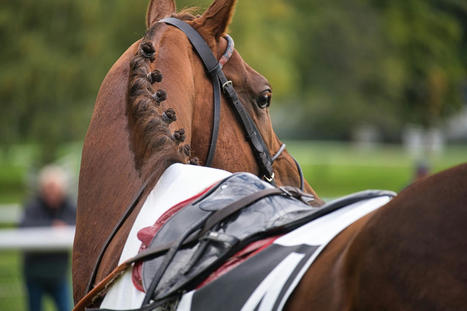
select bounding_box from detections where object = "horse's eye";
[257,90,272,109]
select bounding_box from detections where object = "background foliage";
[0,0,466,160]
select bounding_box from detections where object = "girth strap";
[161,17,274,180]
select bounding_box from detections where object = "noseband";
[161,18,304,189]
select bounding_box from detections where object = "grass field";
[287,141,467,198]
[1,141,466,203]
[0,141,465,310]
[0,250,67,311]
[0,251,26,310]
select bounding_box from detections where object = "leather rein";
[82,17,306,307]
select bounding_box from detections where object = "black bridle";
[161,17,300,185]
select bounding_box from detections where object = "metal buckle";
[222,80,233,93]
[279,186,293,197]
[202,231,238,247]
[264,172,275,183]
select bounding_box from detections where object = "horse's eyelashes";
[257,90,272,109]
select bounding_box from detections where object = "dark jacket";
[19,196,76,280]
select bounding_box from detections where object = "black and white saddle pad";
[176,193,392,311]
[100,164,394,310]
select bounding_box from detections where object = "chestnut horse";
[73,0,319,305]
[73,0,467,309]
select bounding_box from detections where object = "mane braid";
[126,26,196,176]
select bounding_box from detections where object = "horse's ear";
[146,0,176,29]
[196,0,237,38]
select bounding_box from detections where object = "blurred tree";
[292,0,399,139]
[0,0,296,163]
[376,0,465,128]
[0,0,466,154]
[0,0,148,163]
[290,0,466,139]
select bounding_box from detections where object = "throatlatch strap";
[161,17,220,167]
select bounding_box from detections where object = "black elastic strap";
[141,216,207,307]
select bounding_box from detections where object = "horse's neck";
[74,42,146,302]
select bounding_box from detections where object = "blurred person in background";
[19,165,76,311]
[413,161,430,183]
[402,161,431,191]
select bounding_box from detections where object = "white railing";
[0,227,74,251]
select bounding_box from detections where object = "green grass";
[0,251,26,311]
[286,141,467,198]
[0,251,68,311]
[0,141,466,202]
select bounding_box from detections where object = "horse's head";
[126,0,319,198]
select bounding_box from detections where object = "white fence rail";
[0,227,74,251]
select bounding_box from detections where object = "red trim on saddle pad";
[132,183,218,292]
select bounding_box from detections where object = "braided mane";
[126,13,199,172]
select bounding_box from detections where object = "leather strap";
[85,169,160,294]
[160,18,220,167]
[218,71,274,180]
[161,18,274,180]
